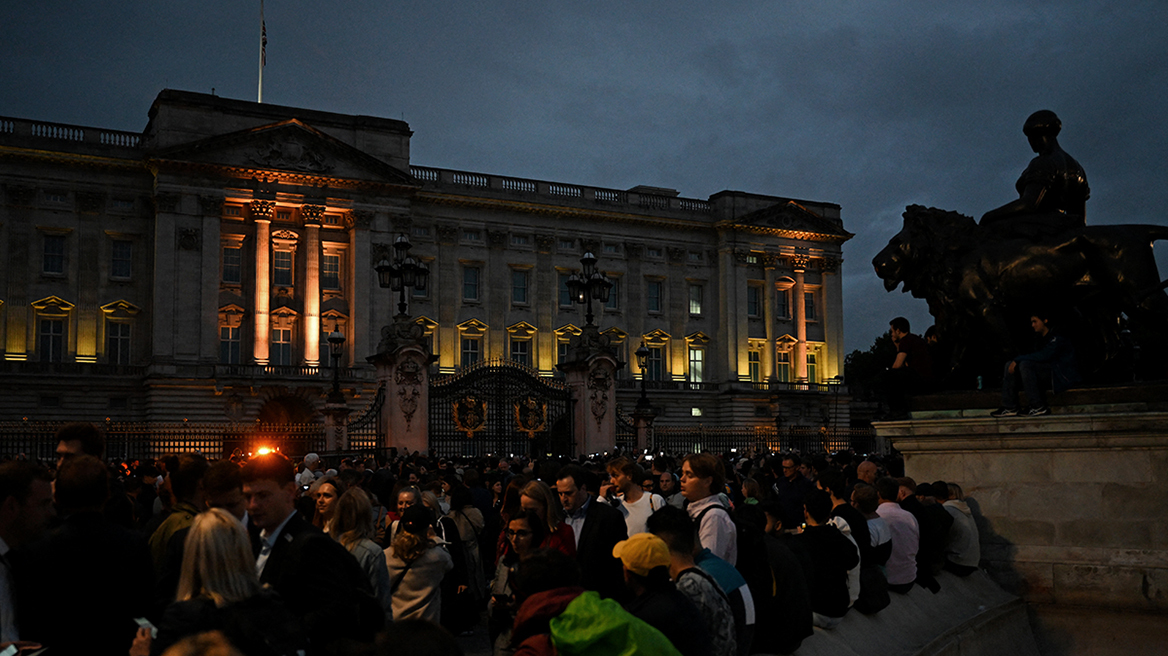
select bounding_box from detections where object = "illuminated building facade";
[0,90,852,432]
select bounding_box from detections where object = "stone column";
[763,256,777,380]
[369,318,435,455]
[556,325,623,456]
[251,201,274,365]
[793,255,808,382]
[303,206,324,367]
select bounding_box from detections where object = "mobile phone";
[135,617,158,639]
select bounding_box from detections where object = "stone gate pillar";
[556,325,624,456]
[368,318,435,456]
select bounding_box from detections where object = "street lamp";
[635,340,651,411]
[564,251,613,326]
[375,233,429,319]
[327,322,345,404]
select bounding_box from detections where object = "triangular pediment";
[149,119,415,186]
[507,321,538,338]
[555,324,582,337]
[31,296,74,313]
[602,327,628,342]
[101,300,141,317]
[458,318,489,335]
[643,329,671,346]
[727,201,852,241]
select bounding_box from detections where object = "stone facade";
[0,90,852,432]
[881,412,1168,656]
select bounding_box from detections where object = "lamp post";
[631,339,656,452]
[327,323,345,405]
[635,340,651,411]
[375,233,429,320]
[564,251,613,327]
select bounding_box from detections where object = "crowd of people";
[0,423,982,656]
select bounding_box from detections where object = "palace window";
[748,350,761,383]
[461,337,481,367]
[322,254,341,290]
[688,347,705,383]
[646,280,662,313]
[463,266,481,301]
[39,318,65,363]
[510,339,531,367]
[220,326,241,364]
[512,270,529,305]
[805,291,817,321]
[271,329,293,366]
[688,284,703,315]
[777,351,791,382]
[511,234,530,247]
[605,278,620,310]
[807,352,818,384]
[558,273,573,307]
[273,250,293,287]
[558,238,575,251]
[107,321,131,365]
[777,289,790,319]
[222,247,242,284]
[43,235,66,275]
[111,240,132,279]
[747,285,762,317]
[646,347,664,381]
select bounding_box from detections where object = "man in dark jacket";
[796,489,859,629]
[556,464,628,600]
[15,456,155,656]
[992,312,1080,417]
[243,452,383,651]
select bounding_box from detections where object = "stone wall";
[881,411,1168,655]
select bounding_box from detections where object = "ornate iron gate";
[429,359,574,458]
[346,383,385,451]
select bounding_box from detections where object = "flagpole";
[258,0,265,103]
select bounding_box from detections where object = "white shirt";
[565,495,593,548]
[615,492,665,536]
[686,495,737,566]
[256,510,298,577]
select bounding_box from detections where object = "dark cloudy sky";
[5,1,1167,352]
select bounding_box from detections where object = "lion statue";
[873,205,1168,383]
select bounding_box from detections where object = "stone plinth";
[878,410,1168,655]
[368,319,434,455]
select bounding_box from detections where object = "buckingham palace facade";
[0,90,853,433]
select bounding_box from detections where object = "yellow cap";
[612,532,671,576]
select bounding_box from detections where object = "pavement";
[451,615,494,656]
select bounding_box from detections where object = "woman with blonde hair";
[331,488,394,622]
[129,508,306,656]
[518,479,575,557]
[384,504,454,623]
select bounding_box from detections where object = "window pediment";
[101,300,141,318]
[31,296,74,314]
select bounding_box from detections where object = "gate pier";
[369,318,433,455]
[557,324,624,456]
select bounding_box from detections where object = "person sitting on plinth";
[980,109,1090,238]
[991,311,1080,417]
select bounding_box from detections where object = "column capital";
[250,200,275,221]
[301,204,326,226]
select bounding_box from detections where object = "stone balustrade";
[0,115,140,148]
[409,165,712,214]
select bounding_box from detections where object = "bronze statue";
[980,110,1090,238]
[874,111,1168,383]
[874,206,1168,382]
